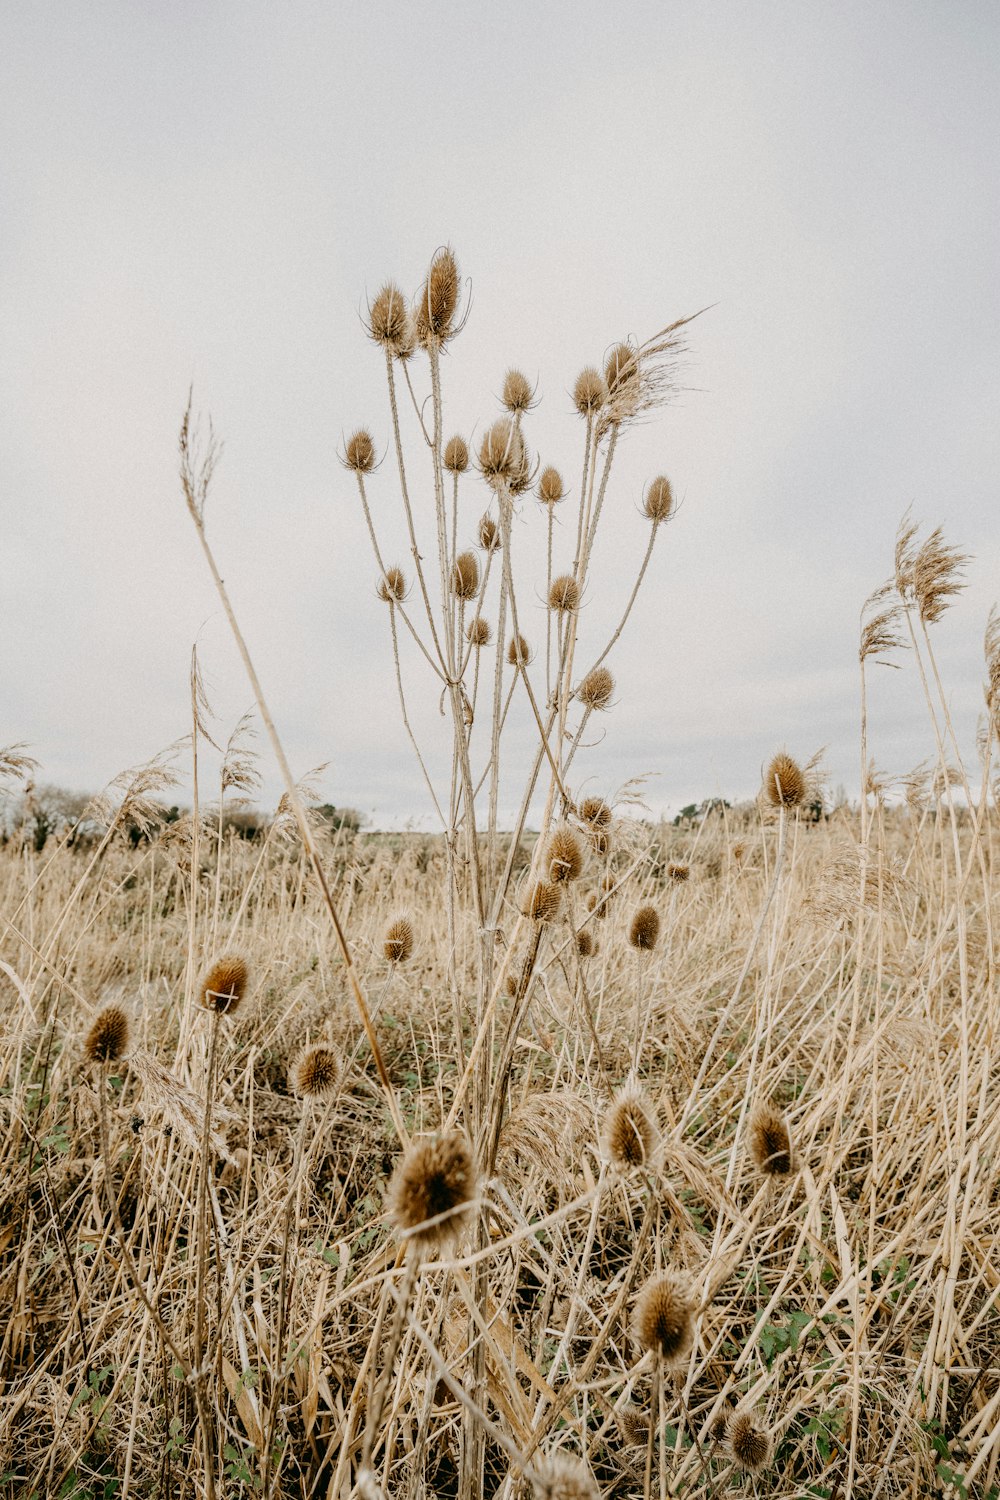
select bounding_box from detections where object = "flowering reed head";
[377,567,407,603]
[729,1412,773,1474]
[293,1043,341,1100]
[451,551,480,601]
[573,366,608,416]
[643,476,674,523]
[387,1132,477,1252]
[383,916,415,965]
[467,616,491,647]
[200,954,249,1015]
[502,368,535,412]
[749,1105,793,1176]
[602,1085,657,1170]
[632,1272,695,1368]
[764,752,806,808]
[629,905,660,952]
[538,466,566,505]
[413,246,461,345]
[577,666,614,710]
[549,575,580,613]
[84,1004,130,1066]
[366,281,413,359]
[443,435,469,473]
[547,825,585,884]
[343,428,376,473]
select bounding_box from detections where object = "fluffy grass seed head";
[508,633,532,667]
[629,904,660,952]
[383,915,415,964]
[387,1132,477,1252]
[451,550,480,601]
[632,1272,695,1368]
[573,366,608,416]
[749,1105,793,1176]
[547,824,585,884]
[413,246,461,345]
[502,368,535,412]
[602,1085,658,1170]
[293,1043,341,1100]
[577,665,614,711]
[467,615,491,647]
[644,475,674,523]
[549,574,580,613]
[343,428,376,473]
[531,1453,600,1500]
[200,954,250,1015]
[478,513,500,552]
[443,435,469,473]
[377,566,407,603]
[538,466,566,505]
[84,1004,130,1066]
[522,879,561,923]
[729,1413,774,1474]
[366,281,414,359]
[764,752,807,808]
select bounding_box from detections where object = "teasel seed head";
[547,824,585,884]
[200,954,250,1015]
[538,466,566,505]
[605,342,639,399]
[576,929,595,958]
[343,428,376,473]
[387,1132,477,1252]
[443,435,469,473]
[578,796,612,829]
[366,281,414,359]
[749,1105,793,1176]
[502,368,535,413]
[591,829,611,857]
[479,418,528,488]
[522,879,561,923]
[508,633,532,667]
[84,1004,130,1066]
[383,915,415,965]
[504,971,519,998]
[708,1406,734,1446]
[293,1043,341,1099]
[602,1084,658,1170]
[413,246,461,345]
[764,752,806,808]
[616,1404,649,1449]
[586,891,606,920]
[667,861,690,883]
[451,550,480,601]
[632,1272,696,1368]
[531,1453,600,1500]
[629,904,660,952]
[729,1412,773,1474]
[573,366,608,416]
[577,665,614,711]
[467,615,491,647]
[549,574,580,613]
[377,567,407,603]
[478,513,500,552]
[643,475,674,523]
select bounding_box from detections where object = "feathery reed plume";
[383,915,415,964]
[632,1272,695,1368]
[377,566,407,603]
[538,466,566,505]
[467,615,491,647]
[986,606,1000,727]
[293,1043,341,1099]
[478,513,500,551]
[522,879,561,923]
[387,1133,477,1252]
[0,742,40,786]
[443,435,469,473]
[573,366,608,415]
[549,574,580,613]
[764,752,806,808]
[629,904,660,952]
[508,633,532,666]
[531,1453,600,1500]
[84,1004,130,1066]
[366,281,413,359]
[547,825,585,884]
[728,1412,773,1474]
[200,953,250,1015]
[479,418,529,490]
[602,1084,657,1169]
[749,1105,793,1176]
[666,861,690,883]
[577,665,614,710]
[502,368,535,412]
[343,428,376,473]
[896,518,969,624]
[578,796,612,829]
[576,929,595,958]
[413,246,461,345]
[451,550,480,601]
[860,582,906,665]
[643,475,674,523]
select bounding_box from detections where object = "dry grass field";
[2,251,999,1500]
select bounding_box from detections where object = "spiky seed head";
[467,615,491,647]
[387,1132,477,1252]
[644,476,674,523]
[602,1086,657,1169]
[508,633,532,667]
[616,1405,649,1449]
[632,1273,695,1367]
[549,574,580,613]
[479,418,526,487]
[586,892,605,919]
[383,915,415,964]
[605,342,639,398]
[547,825,585,884]
[413,246,460,344]
[377,567,407,603]
[200,954,249,1015]
[667,862,690,883]
[366,281,413,358]
[578,797,611,829]
[522,879,561,923]
[502,368,534,412]
[629,905,660,952]
[591,829,611,857]
[764,752,806,807]
[600,873,618,899]
[749,1106,793,1176]
[573,366,608,416]
[84,1004,130,1065]
[538,466,566,505]
[576,929,595,958]
[531,1454,600,1500]
[732,840,747,863]
[478,513,500,552]
[504,972,519,998]
[452,551,480,601]
[708,1406,734,1446]
[344,428,376,473]
[443,435,469,473]
[577,666,614,711]
[293,1043,341,1099]
[729,1413,773,1474]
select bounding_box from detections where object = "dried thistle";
[293,1043,341,1099]
[728,1412,773,1474]
[666,861,690,883]
[531,1453,600,1500]
[443,435,469,473]
[763,752,806,808]
[343,428,376,473]
[572,366,608,416]
[577,666,614,711]
[615,1404,649,1448]
[578,796,612,829]
[547,825,585,884]
[478,513,500,552]
[508,633,532,667]
[605,342,639,400]
[84,1005,130,1066]
[467,615,491,647]
[632,1272,695,1368]
[366,281,413,359]
[629,904,660,952]
[387,1133,477,1252]
[522,879,561,923]
[501,368,535,413]
[413,246,461,345]
[576,929,595,958]
[479,418,529,490]
[200,954,249,1016]
[538,466,566,505]
[549,574,580,613]
[377,567,407,603]
[749,1105,793,1176]
[602,1085,657,1169]
[451,551,480,601]
[643,475,674,523]
[383,915,415,964]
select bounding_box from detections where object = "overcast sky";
[3,2,998,827]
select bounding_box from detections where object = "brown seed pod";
[443,435,469,473]
[467,615,491,647]
[531,1453,600,1500]
[602,1086,657,1170]
[343,428,376,473]
[502,368,534,413]
[575,929,595,958]
[366,281,413,358]
[605,341,639,397]
[629,905,660,952]
[451,551,480,601]
[578,797,611,829]
[504,972,519,998]
[537,466,566,505]
[549,574,580,613]
[708,1405,734,1446]
[749,1106,793,1176]
[377,567,407,603]
[522,879,561,923]
[632,1272,695,1368]
[84,1004,130,1066]
[383,916,415,964]
[764,752,806,807]
[479,418,528,488]
[573,366,608,416]
[293,1043,341,1099]
[478,513,500,552]
[200,954,249,1015]
[643,475,674,523]
[667,862,690,883]
[413,246,461,344]
[387,1132,477,1251]
[577,665,614,710]
[547,825,585,884]
[615,1404,649,1449]
[508,633,532,667]
[729,1412,773,1474]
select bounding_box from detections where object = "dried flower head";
[602,1085,657,1169]
[577,666,614,711]
[479,418,528,488]
[377,567,407,603]
[578,797,611,829]
[452,551,480,601]
[522,879,561,923]
[383,916,415,965]
[200,954,249,1015]
[443,435,469,473]
[366,281,413,358]
[531,1453,600,1500]
[508,633,532,667]
[478,513,500,552]
[764,752,806,808]
[667,862,690,883]
[387,1132,477,1251]
[538,466,566,505]
[344,428,376,473]
[293,1043,341,1099]
[729,1413,773,1474]
[632,1272,695,1367]
[84,1004,130,1066]
[573,366,608,416]
[549,574,580,613]
[616,1405,649,1449]
[467,615,491,647]
[413,246,461,345]
[749,1106,793,1176]
[547,825,585,884]
[708,1406,734,1446]
[576,929,595,958]
[591,829,611,857]
[629,905,660,952]
[502,368,534,412]
[605,342,639,398]
[643,476,674,523]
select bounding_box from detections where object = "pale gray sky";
[3,2,998,826]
